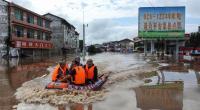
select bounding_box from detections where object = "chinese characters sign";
[138,7,185,39]
[14,40,53,49]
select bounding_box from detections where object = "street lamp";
[82,6,88,61]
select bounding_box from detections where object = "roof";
[9,2,51,21]
[2,0,9,3]
[75,31,79,35]
[43,13,75,29]
[118,38,133,43]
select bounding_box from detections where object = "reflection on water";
[135,85,183,110]
[137,62,200,110]
[0,57,55,110]
[68,103,92,110]
[17,103,93,110]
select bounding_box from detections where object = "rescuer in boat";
[84,59,98,84]
[69,59,86,85]
[51,61,70,82]
[69,57,83,72]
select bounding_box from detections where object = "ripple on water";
[15,53,153,109]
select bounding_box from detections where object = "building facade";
[138,7,186,58]
[75,31,80,53]
[44,13,79,55]
[9,3,53,57]
[0,0,8,57]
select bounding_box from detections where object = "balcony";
[11,19,51,33]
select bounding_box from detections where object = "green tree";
[87,45,102,54]
[88,45,96,53]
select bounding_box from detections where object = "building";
[117,38,134,49]
[138,7,186,58]
[133,37,144,52]
[75,31,80,53]
[102,39,134,52]
[44,13,79,55]
[198,26,200,32]
[8,2,53,57]
[0,0,9,57]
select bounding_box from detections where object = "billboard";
[138,7,185,39]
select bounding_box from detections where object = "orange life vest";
[73,66,85,84]
[85,65,95,80]
[52,64,68,81]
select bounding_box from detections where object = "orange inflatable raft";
[46,74,108,91]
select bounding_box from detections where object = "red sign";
[14,40,53,49]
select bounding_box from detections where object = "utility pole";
[82,8,86,61]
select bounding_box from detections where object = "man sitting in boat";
[51,61,69,82]
[84,59,98,84]
[69,59,86,85]
[69,57,83,72]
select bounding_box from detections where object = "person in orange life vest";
[51,61,69,82]
[74,57,83,66]
[69,60,86,85]
[84,59,98,84]
[69,57,83,72]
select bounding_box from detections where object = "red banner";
[13,40,53,49]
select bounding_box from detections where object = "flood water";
[0,57,56,110]
[0,52,200,110]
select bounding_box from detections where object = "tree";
[87,45,102,54]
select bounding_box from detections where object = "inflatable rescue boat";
[46,74,108,91]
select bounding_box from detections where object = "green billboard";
[138,7,185,39]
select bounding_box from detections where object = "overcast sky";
[8,0,200,44]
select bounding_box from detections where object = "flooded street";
[0,57,56,110]
[0,53,200,110]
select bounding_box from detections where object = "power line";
[146,0,154,7]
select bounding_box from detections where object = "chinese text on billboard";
[138,7,185,39]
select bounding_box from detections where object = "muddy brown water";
[0,53,200,110]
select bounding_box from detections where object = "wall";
[44,14,64,55]
[44,14,79,55]
[0,0,8,56]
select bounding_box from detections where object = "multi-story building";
[44,13,79,55]
[0,0,8,57]
[9,3,53,57]
[75,31,80,53]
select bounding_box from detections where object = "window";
[27,14,34,24]
[15,26,24,37]
[0,5,7,13]
[45,20,50,28]
[37,17,43,26]
[14,8,23,20]
[27,29,34,38]
[43,33,51,41]
[37,31,43,40]
[46,33,51,40]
